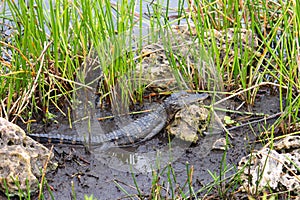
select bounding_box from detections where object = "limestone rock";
[0,117,57,196]
[238,135,300,194]
[167,104,209,143]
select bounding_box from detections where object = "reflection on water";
[91,133,220,174]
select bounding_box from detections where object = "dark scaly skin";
[28,91,208,146]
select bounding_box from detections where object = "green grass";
[1,0,300,199]
[1,0,298,121]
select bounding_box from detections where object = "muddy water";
[8,93,280,200]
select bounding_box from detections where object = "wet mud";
[2,93,282,200]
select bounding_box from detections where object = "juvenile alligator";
[28,91,208,146]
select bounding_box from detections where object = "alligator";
[28,91,208,146]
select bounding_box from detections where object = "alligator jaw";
[164,91,209,113]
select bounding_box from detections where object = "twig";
[12,41,53,122]
[213,82,288,107]
[225,112,282,132]
[38,145,54,199]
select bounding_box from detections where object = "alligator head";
[163,91,209,115]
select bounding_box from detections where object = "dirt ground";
[1,92,281,200]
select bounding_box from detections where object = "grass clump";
[0,0,137,122]
[1,0,299,127]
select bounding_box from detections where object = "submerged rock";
[0,118,57,196]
